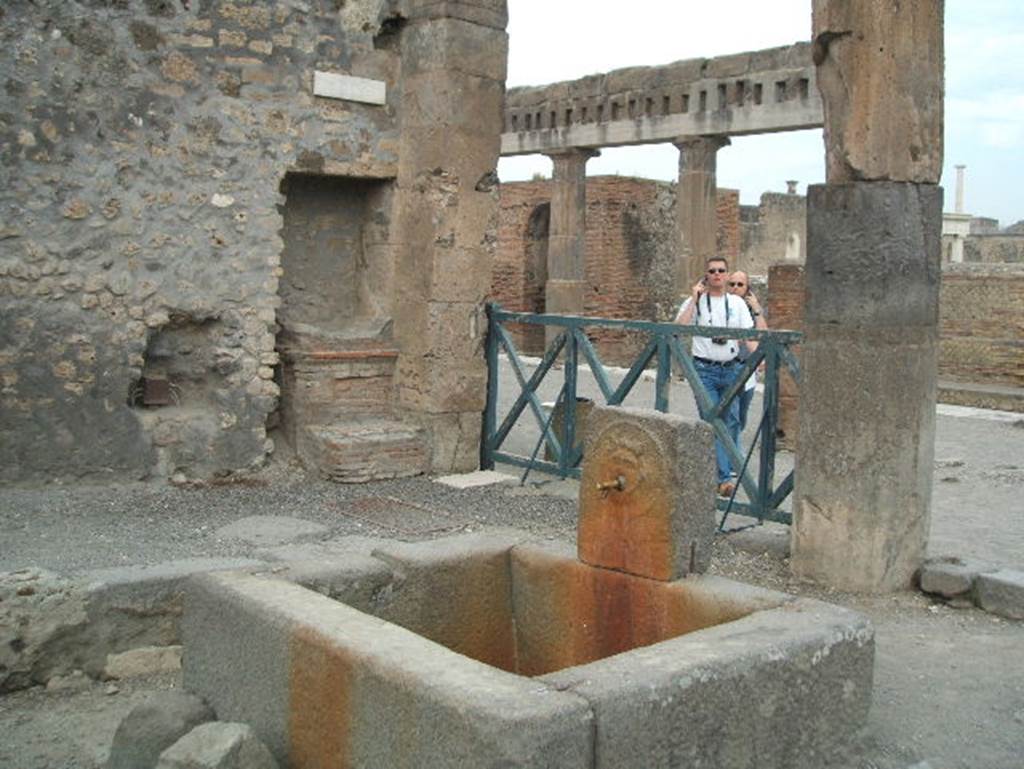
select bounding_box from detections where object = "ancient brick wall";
[0,0,507,482]
[765,265,805,448]
[492,179,552,353]
[493,177,737,363]
[939,265,1024,387]
[766,263,1024,424]
[716,189,741,266]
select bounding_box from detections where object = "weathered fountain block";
[579,406,716,580]
[183,532,874,769]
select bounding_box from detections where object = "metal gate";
[480,303,802,526]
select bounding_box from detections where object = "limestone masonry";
[0,0,508,482]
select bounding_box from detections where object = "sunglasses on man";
[706,268,727,274]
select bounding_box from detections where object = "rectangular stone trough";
[182,532,874,769]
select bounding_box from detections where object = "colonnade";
[541,134,731,328]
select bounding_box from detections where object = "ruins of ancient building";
[0,0,507,482]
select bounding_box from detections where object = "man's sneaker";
[717,481,736,498]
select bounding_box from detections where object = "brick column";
[674,135,730,294]
[792,0,944,592]
[543,148,598,345]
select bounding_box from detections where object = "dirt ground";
[1,400,1023,768]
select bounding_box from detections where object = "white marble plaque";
[313,71,386,106]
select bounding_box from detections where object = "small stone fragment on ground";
[918,557,979,598]
[45,669,90,692]
[156,722,278,769]
[105,645,183,679]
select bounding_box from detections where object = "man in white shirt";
[674,257,754,497]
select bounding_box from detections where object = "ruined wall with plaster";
[0,0,507,482]
[739,191,806,275]
[960,235,1024,264]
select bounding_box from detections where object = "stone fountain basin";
[182,531,873,769]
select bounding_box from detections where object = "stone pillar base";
[792,182,941,593]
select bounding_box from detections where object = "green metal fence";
[480,303,803,526]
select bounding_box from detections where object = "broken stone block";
[107,691,216,769]
[104,645,183,680]
[975,570,1024,620]
[918,557,980,598]
[156,723,278,769]
[812,0,943,183]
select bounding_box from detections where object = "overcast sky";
[497,0,1024,228]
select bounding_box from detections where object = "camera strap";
[700,293,730,326]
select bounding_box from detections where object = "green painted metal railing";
[480,303,803,526]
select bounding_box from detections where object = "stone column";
[674,135,729,294]
[954,165,966,213]
[543,148,598,345]
[792,0,944,592]
[391,3,509,473]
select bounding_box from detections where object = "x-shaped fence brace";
[481,303,803,526]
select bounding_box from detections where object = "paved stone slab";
[432,469,516,488]
[213,516,328,547]
[975,570,1024,620]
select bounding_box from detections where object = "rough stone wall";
[0,0,507,482]
[739,192,807,275]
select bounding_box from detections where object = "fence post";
[757,337,780,516]
[655,334,671,412]
[481,303,500,470]
[561,324,579,477]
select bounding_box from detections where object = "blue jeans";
[694,360,742,484]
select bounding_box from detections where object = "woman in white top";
[728,270,768,433]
